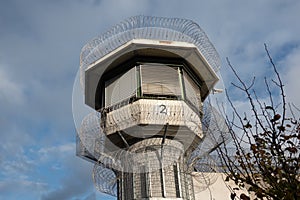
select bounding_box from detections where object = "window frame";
[138,62,183,101]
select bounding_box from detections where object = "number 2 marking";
[159,104,167,114]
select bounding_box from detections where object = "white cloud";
[282,46,300,108]
[38,143,75,162]
[0,141,96,200]
[0,66,25,105]
[1,154,34,180]
[0,179,47,199]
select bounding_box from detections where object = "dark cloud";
[38,144,96,200]
[41,160,94,200]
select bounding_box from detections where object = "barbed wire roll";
[93,163,118,196]
[192,155,219,193]
[80,15,221,87]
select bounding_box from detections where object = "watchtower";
[76,16,222,200]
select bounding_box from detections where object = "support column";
[118,138,195,200]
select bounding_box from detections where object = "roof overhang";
[85,39,219,109]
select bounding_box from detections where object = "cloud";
[282,46,300,108]
[0,179,47,200]
[37,143,95,200]
[40,159,94,200]
[0,140,97,200]
[0,154,34,180]
[84,193,97,200]
[0,66,25,105]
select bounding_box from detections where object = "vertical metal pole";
[177,163,182,198]
[148,164,152,197]
[160,167,166,197]
[178,67,186,100]
[136,65,142,98]
[117,131,129,149]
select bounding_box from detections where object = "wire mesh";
[192,155,219,193]
[79,111,105,157]
[190,100,229,160]
[93,163,118,196]
[77,96,228,197]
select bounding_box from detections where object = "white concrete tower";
[76,16,224,200]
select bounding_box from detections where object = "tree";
[217,44,300,200]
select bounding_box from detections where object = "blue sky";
[1,0,300,199]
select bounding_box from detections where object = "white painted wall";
[193,173,250,200]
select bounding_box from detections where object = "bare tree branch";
[217,45,300,200]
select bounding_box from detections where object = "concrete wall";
[193,173,250,200]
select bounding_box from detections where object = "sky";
[0,0,300,199]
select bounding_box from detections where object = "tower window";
[140,64,181,99]
[105,67,137,107]
[183,70,202,110]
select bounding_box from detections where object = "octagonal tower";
[76,16,223,200]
